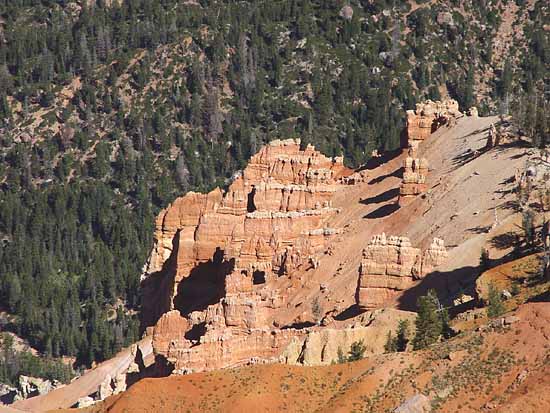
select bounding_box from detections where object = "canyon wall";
[141,139,353,372]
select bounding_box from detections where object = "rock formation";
[399,155,429,206]
[141,139,352,372]
[399,99,461,204]
[405,99,461,150]
[356,234,448,309]
[282,308,415,365]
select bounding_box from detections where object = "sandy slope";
[65,301,550,413]
[280,114,527,324]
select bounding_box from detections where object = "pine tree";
[395,319,410,352]
[347,340,367,361]
[487,283,505,318]
[384,331,397,353]
[413,290,443,350]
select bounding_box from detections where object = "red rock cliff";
[140,139,351,371]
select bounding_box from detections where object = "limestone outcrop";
[141,139,351,372]
[399,155,429,206]
[356,234,448,309]
[399,99,461,205]
[405,99,461,150]
[282,308,415,365]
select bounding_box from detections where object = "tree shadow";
[493,139,532,153]
[500,200,521,212]
[509,152,528,160]
[466,225,492,234]
[364,203,400,219]
[451,148,486,168]
[397,251,533,312]
[528,289,550,303]
[397,265,479,312]
[368,167,404,185]
[360,188,400,205]
[489,231,520,250]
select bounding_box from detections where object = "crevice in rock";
[252,270,266,285]
[247,186,257,212]
[173,247,234,316]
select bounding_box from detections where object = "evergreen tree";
[347,340,367,362]
[413,290,443,350]
[487,283,505,318]
[395,319,410,352]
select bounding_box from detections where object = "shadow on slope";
[398,251,534,312]
[364,203,400,219]
[397,265,479,312]
[334,304,366,321]
[358,148,403,171]
[360,188,400,205]
[368,167,404,185]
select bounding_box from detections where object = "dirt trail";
[12,337,151,412]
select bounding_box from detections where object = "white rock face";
[17,375,53,400]
[76,396,96,408]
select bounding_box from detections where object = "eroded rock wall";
[141,139,351,371]
[356,234,448,309]
[399,99,461,205]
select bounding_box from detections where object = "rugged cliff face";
[139,139,365,371]
[356,235,448,309]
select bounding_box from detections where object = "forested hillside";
[0,0,548,376]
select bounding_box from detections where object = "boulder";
[75,396,96,408]
[17,375,53,400]
[0,383,17,404]
[394,394,431,413]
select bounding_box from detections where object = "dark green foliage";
[487,283,505,318]
[395,319,410,351]
[413,290,443,350]
[0,333,74,386]
[337,347,346,364]
[480,248,490,270]
[347,340,367,362]
[384,331,397,353]
[0,183,144,366]
[522,209,536,248]
[384,319,410,353]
